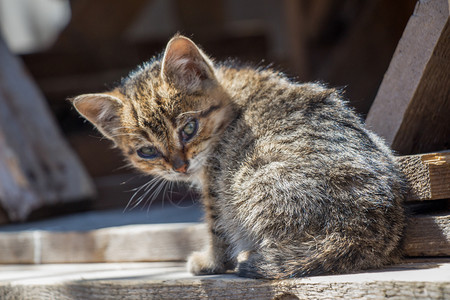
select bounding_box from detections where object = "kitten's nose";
[172,157,189,173]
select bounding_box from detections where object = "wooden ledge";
[0,259,449,299]
[0,212,448,264]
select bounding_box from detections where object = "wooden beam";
[0,211,448,264]
[0,223,208,264]
[0,37,95,222]
[404,213,450,256]
[319,0,416,115]
[396,151,450,201]
[366,0,450,155]
[0,260,449,299]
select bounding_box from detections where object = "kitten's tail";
[237,234,401,279]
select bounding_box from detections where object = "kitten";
[71,35,407,279]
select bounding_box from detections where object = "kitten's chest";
[203,120,254,198]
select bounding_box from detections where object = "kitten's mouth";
[165,153,206,182]
[166,165,197,180]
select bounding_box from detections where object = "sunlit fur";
[72,35,407,279]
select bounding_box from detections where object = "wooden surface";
[0,259,449,299]
[396,152,450,201]
[404,212,450,256]
[0,37,95,223]
[0,211,448,264]
[0,223,207,264]
[366,0,450,155]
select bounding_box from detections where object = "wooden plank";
[318,0,416,115]
[0,223,208,264]
[366,0,450,155]
[0,37,95,222]
[0,211,448,264]
[396,151,450,201]
[404,213,450,256]
[0,260,449,299]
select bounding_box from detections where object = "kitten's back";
[208,66,406,278]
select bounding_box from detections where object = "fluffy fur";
[72,35,407,279]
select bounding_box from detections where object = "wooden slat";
[366,0,450,155]
[404,213,450,256]
[0,260,449,299]
[396,151,450,201]
[0,223,208,264]
[0,37,95,222]
[0,212,448,264]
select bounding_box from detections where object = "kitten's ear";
[161,35,216,91]
[71,93,123,140]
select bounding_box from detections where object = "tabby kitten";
[72,35,406,279]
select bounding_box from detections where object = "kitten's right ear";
[161,35,216,92]
[71,93,123,140]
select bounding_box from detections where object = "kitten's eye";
[181,119,198,142]
[137,146,159,159]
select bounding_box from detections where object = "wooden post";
[0,37,95,222]
[366,0,450,155]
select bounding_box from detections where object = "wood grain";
[404,213,450,256]
[0,223,208,264]
[396,151,450,201]
[0,260,449,299]
[0,212,448,264]
[366,0,450,155]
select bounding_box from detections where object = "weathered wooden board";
[404,213,450,256]
[366,0,450,155]
[0,223,208,264]
[396,151,450,201]
[0,260,449,299]
[0,37,95,222]
[0,211,448,264]
[318,0,416,115]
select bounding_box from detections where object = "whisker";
[145,179,167,213]
[127,176,159,192]
[169,180,197,208]
[113,164,134,172]
[160,180,171,210]
[124,177,160,212]
[108,133,142,138]
[141,178,163,208]
[134,186,154,210]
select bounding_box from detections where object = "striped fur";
[72,35,407,279]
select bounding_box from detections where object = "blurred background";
[0,0,417,221]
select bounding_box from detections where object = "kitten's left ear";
[71,92,123,140]
[161,35,216,92]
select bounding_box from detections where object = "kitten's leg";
[187,191,234,275]
[187,230,231,275]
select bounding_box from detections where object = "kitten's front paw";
[187,251,225,275]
